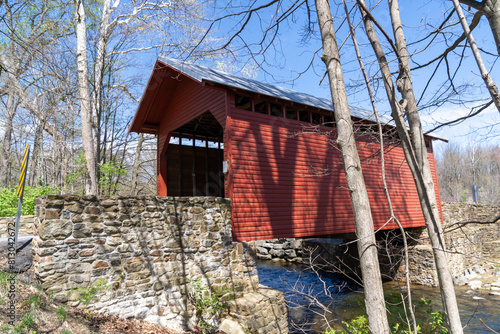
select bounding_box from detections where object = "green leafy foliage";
[324,297,448,334]
[12,310,37,334]
[98,161,127,195]
[418,297,448,334]
[65,153,128,195]
[21,294,42,309]
[0,271,11,306]
[187,278,231,332]
[0,271,10,288]
[68,278,108,310]
[65,152,87,194]
[56,306,67,322]
[325,315,370,334]
[0,186,58,217]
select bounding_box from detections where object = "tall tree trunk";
[484,0,500,55]
[0,1,17,188]
[130,133,144,195]
[52,134,59,187]
[452,0,500,112]
[61,136,69,191]
[342,1,417,331]
[74,0,98,195]
[29,117,46,186]
[114,136,129,195]
[388,1,464,332]
[314,0,391,332]
[460,0,500,55]
[52,122,66,191]
[0,93,16,187]
[357,0,464,332]
[94,0,112,192]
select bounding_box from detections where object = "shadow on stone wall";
[32,195,288,333]
[399,202,500,286]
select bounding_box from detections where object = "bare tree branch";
[425,100,494,134]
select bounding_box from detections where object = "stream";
[257,260,500,333]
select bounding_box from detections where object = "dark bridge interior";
[166,112,224,197]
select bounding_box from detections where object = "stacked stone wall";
[0,216,35,237]
[252,238,303,262]
[221,287,288,334]
[32,195,287,333]
[401,202,500,285]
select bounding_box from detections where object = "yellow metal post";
[14,144,29,252]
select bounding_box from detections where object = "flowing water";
[257,260,500,333]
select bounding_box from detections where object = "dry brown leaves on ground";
[68,309,178,334]
[0,259,180,334]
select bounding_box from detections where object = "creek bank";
[400,202,500,287]
[257,260,500,333]
[452,265,500,296]
[251,202,500,290]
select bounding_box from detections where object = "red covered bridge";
[130,57,443,241]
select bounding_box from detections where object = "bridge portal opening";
[166,111,224,197]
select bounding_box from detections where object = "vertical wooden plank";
[218,139,223,197]
[224,93,232,199]
[157,135,167,196]
[205,136,209,196]
[192,134,197,196]
[179,134,183,196]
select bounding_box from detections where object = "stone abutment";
[251,203,500,286]
[32,195,288,333]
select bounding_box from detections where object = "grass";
[0,268,175,334]
[12,311,36,334]
[21,294,42,309]
[56,306,67,322]
[0,271,11,288]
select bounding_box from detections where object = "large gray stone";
[453,275,468,286]
[39,219,72,240]
[220,318,246,334]
[284,249,296,258]
[269,249,285,257]
[3,238,32,273]
[256,247,268,255]
[468,280,482,290]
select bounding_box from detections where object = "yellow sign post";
[14,144,30,252]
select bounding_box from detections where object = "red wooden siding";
[227,107,440,241]
[157,77,226,155]
[154,71,226,195]
[131,60,444,242]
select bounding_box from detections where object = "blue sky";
[198,0,499,155]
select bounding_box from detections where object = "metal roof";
[159,56,393,123]
[158,56,446,141]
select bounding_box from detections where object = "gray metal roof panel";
[159,57,391,123]
[158,56,446,141]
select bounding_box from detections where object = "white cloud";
[421,103,499,147]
